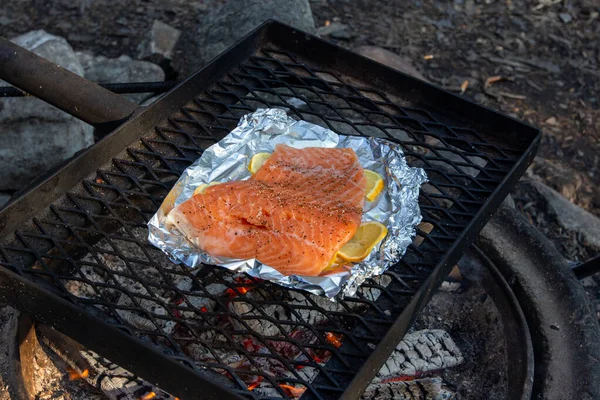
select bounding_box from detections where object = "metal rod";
[0,81,180,97]
[0,37,139,127]
[572,255,600,280]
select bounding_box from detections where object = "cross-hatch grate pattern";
[0,47,527,400]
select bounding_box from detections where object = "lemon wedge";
[193,181,220,196]
[337,221,388,262]
[161,188,180,214]
[364,170,384,202]
[248,152,272,174]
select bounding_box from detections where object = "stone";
[0,193,11,209]
[559,13,572,23]
[354,46,428,81]
[0,30,94,191]
[193,0,315,68]
[76,52,165,104]
[137,20,181,60]
[530,180,600,249]
[317,21,353,40]
[530,157,582,202]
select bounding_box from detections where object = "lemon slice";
[364,170,384,202]
[248,152,272,174]
[337,221,388,262]
[161,188,180,214]
[193,181,220,196]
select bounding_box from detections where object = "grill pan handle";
[0,37,139,129]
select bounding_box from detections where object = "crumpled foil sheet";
[148,108,427,298]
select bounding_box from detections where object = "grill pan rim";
[0,19,541,400]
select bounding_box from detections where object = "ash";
[413,268,509,399]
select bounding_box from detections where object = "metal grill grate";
[0,22,539,400]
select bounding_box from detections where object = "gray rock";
[12,30,83,76]
[76,52,165,104]
[530,180,600,249]
[137,20,181,60]
[529,157,582,202]
[559,13,572,23]
[0,30,94,191]
[0,193,11,209]
[354,46,427,81]
[194,0,315,68]
[317,21,353,40]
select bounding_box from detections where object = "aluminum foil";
[148,108,427,299]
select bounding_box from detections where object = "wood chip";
[460,80,469,94]
[484,76,502,89]
[497,91,526,100]
[449,265,463,281]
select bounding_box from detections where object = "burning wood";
[373,329,463,382]
[140,392,157,400]
[279,384,306,397]
[247,376,263,391]
[325,332,343,348]
[362,377,452,400]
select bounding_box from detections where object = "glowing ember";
[67,367,89,381]
[325,332,343,348]
[381,375,416,383]
[242,339,255,351]
[279,384,306,397]
[247,376,263,391]
[226,286,251,298]
[140,392,157,400]
[200,306,208,313]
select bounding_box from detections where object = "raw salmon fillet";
[167,144,366,276]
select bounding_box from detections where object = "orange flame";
[140,392,156,400]
[312,353,326,363]
[325,332,343,348]
[226,286,251,298]
[67,368,89,381]
[247,376,263,391]
[279,384,306,397]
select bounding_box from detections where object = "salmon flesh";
[167,144,366,276]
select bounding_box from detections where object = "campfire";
[9,228,523,399]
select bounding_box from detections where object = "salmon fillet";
[166,144,366,276]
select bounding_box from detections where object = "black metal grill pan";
[0,21,540,400]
